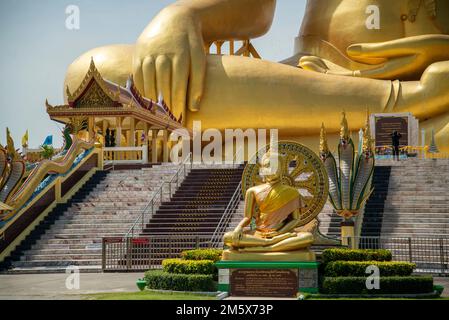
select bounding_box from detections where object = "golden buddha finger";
[298,56,328,71]
[187,29,206,112]
[155,55,172,108]
[347,35,449,63]
[132,59,145,94]
[357,55,418,79]
[347,39,419,62]
[171,55,189,122]
[142,56,157,101]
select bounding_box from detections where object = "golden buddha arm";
[274,208,301,235]
[227,188,256,247]
[181,0,277,42]
[237,189,257,231]
[133,0,276,123]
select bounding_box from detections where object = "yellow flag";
[22,130,29,147]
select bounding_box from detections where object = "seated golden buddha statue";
[65,0,449,151]
[222,147,315,261]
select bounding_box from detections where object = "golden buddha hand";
[300,34,449,80]
[133,6,206,121]
[132,0,276,123]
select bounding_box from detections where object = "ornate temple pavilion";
[46,59,191,164]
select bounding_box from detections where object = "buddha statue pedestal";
[216,261,320,298]
[221,249,316,262]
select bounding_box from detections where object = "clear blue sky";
[0,0,306,147]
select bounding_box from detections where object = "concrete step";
[31,242,103,249]
[40,233,125,240]
[26,248,102,255]
[3,266,103,274]
[45,228,130,235]
[20,254,102,261]
[12,260,102,268]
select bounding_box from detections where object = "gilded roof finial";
[90,56,96,69]
[362,109,373,153]
[66,85,73,101]
[126,74,133,89]
[115,85,121,100]
[340,111,350,140]
[320,123,329,154]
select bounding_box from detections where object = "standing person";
[391,131,402,161]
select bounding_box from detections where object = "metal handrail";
[125,153,192,238]
[209,181,243,247]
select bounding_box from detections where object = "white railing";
[125,153,193,238]
[103,146,148,164]
[210,181,243,248]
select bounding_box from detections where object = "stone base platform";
[216,260,320,297]
[221,249,316,262]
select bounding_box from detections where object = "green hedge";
[322,276,433,295]
[322,248,392,264]
[144,271,217,292]
[324,261,415,277]
[162,259,216,275]
[181,249,223,262]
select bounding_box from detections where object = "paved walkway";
[0,273,142,300]
[0,274,447,300]
[435,277,449,297]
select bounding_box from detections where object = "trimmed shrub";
[324,261,415,277]
[322,248,392,264]
[144,270,217,292]
[322,276,434,295]
[181,249,223,262]
[163,259,216,275]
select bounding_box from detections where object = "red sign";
[132,238,150,245]
[104,238,123,244]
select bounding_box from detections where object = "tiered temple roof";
[46,58,188,134]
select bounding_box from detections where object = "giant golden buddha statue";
[65,0,449,151]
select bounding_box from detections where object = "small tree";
[41,145,55,160]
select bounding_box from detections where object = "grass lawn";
[84,291,217,301]
[305,295,449,300]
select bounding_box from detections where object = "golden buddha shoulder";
[65,0,449,151]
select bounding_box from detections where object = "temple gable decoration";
[66,58,119,109]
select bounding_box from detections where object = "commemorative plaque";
[230,269,298,298]
[375,116,409,147]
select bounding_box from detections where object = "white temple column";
[129,118,136,147]
[116,117,122,147]
[152,129,159,164]
[88,117,95,141]
[163,130,169,163]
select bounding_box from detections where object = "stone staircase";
[126,165,245,265]
[318,203,342,239]
[318,159,449,241]
[1,164,181,273]
[361,159,449,239]
[360,165,392,237]
[359,159,449,272]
